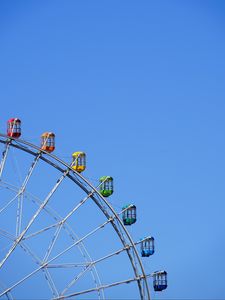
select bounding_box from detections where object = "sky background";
[0,0,225,299]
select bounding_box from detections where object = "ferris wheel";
[0,118,167,300]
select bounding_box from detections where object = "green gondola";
[99,176,113,197]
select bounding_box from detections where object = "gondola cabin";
[72,152,86,173]
[153,271,167,291]
[99,176,113,197]
[122,205,136,225]
[141,237,155,257]
[7,118,21,138]
[41,132,55,153]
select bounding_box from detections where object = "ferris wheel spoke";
[43,224,63,262]
[42,268,59,298]
[61,189,99,224]
[20,241,60,296]
[51,206,134,269]
[0,228,40,265]
[60,236,151,296]
[60,264,92,295]
[48,222,105,299]
[23,222,59,240]
[54,275,148,300]
[15,194,23,236]
[0,216,116,295]
[0,141,11,180]
[59,224,121,297]
[0,153,42,231]
[47,263,89,268]
[43,207,133,271]
[0,261,47,297]
[61,179,106,225]
[0,237,92,298]
[87,240,141,267]
[14,153,42,236]
[0,227,60,298]
[0,280,13,300]
[0,228,15,240]
[46,239,144,273]
[0,167,70,270]
[0,239,59,298]
[23,183,106,243]
[19,196,105,298]
[15,152,41,195]
[45,218,112,266]
[0,180,19,194]
[0,193,20,215]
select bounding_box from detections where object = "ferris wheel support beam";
[0,228,60,298]
[0,166,70,270]
[0,217,112,296]
[0,191,104,299]
[0,210,128,297]
[0,222,104,300]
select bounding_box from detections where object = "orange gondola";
[41,132,55,152]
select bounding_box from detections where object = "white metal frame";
[0,134,151,299]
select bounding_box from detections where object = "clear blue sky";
[0,0,225,299]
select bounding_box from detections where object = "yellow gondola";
[72,152,86,173]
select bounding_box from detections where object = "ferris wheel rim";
[0,133,151,299]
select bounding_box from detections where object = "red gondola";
[7,118,21,138]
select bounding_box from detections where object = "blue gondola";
[141,237,154,257]
[153,271,167,291]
